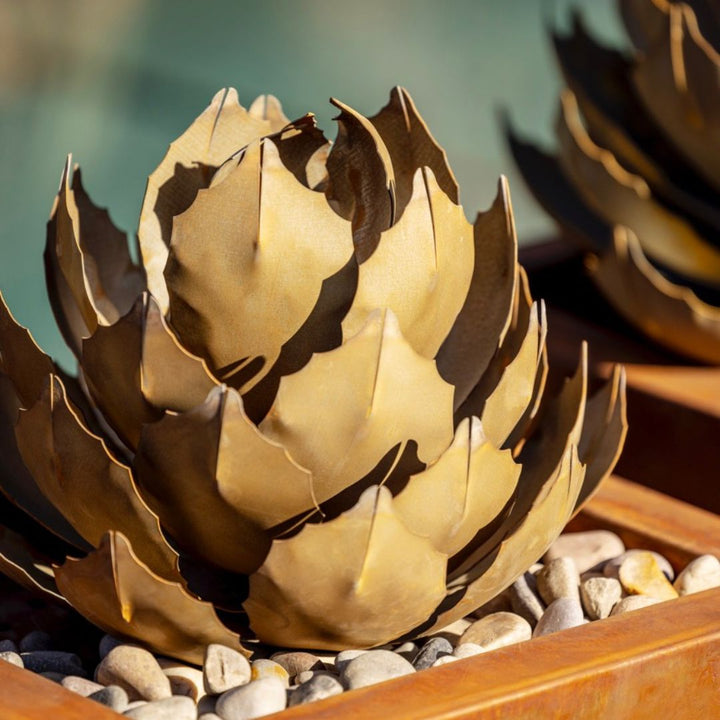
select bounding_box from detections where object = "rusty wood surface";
[0,660,122,720]
[2,476,719,719]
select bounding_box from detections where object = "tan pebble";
[460,612,531,650]
[618,552,678,600]
[203,644,251,696]
[580,577,622,620]
[469,590,512,620]
[432,655,459,667]
[536,557,580,604]
[251,658,290,686]
[96,645,171,702]
[674,555,720,596]
[432,617,473,643]
[610,596,663,615]
[61,675,104,696]
[270,651,325,678]
[545,531,625,573]
[452,643,485,659]
[157,657,205,701]
[604,550,675,581]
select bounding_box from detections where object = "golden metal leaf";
[15,374,179,581]
[82,293,218,448]
[341,166,474,358]
[166,139,354,388]
[592,226,720,363]
[368,86,459,217]
[436,177,518,410]
[244,486,447,649]
[138,88,289,312]
[261,309,455,507]
[325,99,396,262]
[393,416,520,557]
[134,385,317,574]
[556,89,720,286]
[55,532,246,665]
[0,525,66,603]
[631,2,720,192]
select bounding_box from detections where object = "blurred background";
[0,0,623,367]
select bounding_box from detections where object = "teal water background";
[0,0,623,368]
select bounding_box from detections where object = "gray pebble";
[674,555,720,595]
[125,701,148,712]
[199,715,223,720]
[289,673,344,706]
[341,650,415,690]
[536,557,580,604]
[580,577,622,620]
[89,684,129,713]
[459,612,531,650]
[40,671,67,682]
[62,675,105,696]
[96,645,171,702]
[509,571,545,626]
[0,639,18,653]
[270,651,324,679]
[533,598,585,637]
[197,695,217,715]
[99,634,126,659]
[0,651,23,668]
[412,637,453,670]
[610,596,663,615]
[123,695,196,719]
[21,650,85,676]
[19,630,53,652]
[215,677,287,719]
[545,531,625,573]
[204,644,251,696]
[334,649,366,673]
[604,550,674,582]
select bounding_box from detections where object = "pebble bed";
[2,530,720,719]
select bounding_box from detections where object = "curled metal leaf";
[55,532,246,665]
[244,486,447,649]
[166,139,354,387]
[592,226,720,363]
[138,88,289,311]
[82,292,218,448]
[15,374,179,581]
[134,385,317,574]
[341,166,474,358]
[261,309,455,507]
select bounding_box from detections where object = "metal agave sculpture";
[509,0,720,363]
[0,87,626,663]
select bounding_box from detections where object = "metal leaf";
[436,177,518,410]
[165,139,354,388]
[82,293,218,448]
[55,532,246,664]
[134,385,317,574]
[368,86,459,218]
[138,88,289,311]
[592,226,720,363]
[556,89,720,286]
[244,485,447,649]
[393,416,520,557]
[260,309,455,508]
[15,374,179,581]
[341,166,474,358]
[325,99,396,262]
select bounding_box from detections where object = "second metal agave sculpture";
[509,0,720,363]
[0,87,626,663]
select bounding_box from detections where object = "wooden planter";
[3,475,720,720]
